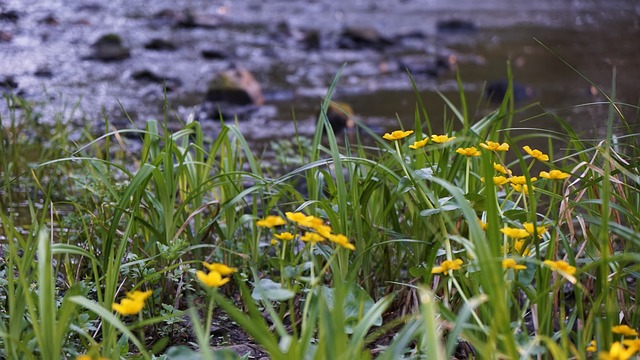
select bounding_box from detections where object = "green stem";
[393,141,453,260]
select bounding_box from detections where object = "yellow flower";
[522,222,547,237]
[383,130,414,141]
[493,176,509,185]
[76,355,92,360]
[270,238,279,245]
[301,232,324,243]
[431,259,463,275]
[202,262,237,276]
[273,232,294,241]
[478,220,488,231]
[112,290,153,316]
[493,162,512,175]
[612,325,639,337]
[301,216,326,229]
[523,146,549,162]
[500,227,530,239]
[326,233,355,250]
[543,260,577,276]
[502,258,527,270]
[431,134,456,143]
[197,270,230,288]
[409,138,429,149]
[587,340,597,352]
[539,169,570,180]
[510,175,537,185]
[622,339,640,352]
[480,140,509,152]
[455,147,481,157]
[510,184,534,195]
[598,341,636,360]
[513,239,530,256]
[256,215,286,228]
[285,211,313,224]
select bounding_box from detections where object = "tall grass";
[0,67,639,359]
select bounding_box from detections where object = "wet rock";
[484,80,535,103]
[0,9,19,22]
[39,14,59,26]
[207,66,264,106]
[131,70,181,90]
[0,76,18,90]
[148,9,178,28]
[88,33,130,61]
[436,19,477,34]
[198,103,272,122]
[34,66,53,78]
[175,9,222,29]
[144,38,176,51]
[302,29,321,50]
[201,48,228,60]
[338,26,391,50]
[397,54,452,77]
[321,101,355,134]
[0,30,12,42]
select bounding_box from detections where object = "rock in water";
[338,26,391,50]
[207,66,264,106]
[485,80,534,103]
[436,19,477,34]
[89,33,130,61]
[320,101,355,134]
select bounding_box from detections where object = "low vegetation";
[1,72,639,359]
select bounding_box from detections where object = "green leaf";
[251,278,295,301]
[504,209,528,223]
[420,204,460,217]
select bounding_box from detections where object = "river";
[1,0,639,145]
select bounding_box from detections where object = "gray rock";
[436,19,477,34]
[338,26,391,50]
[88,33,130,61]
[207,66,264,106]
[144,38,176,51]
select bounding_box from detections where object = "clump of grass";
[0,68,639,360]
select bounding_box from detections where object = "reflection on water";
[0,0,638,144]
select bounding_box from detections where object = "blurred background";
[1,0,639,146]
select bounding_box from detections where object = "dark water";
[1,0,639,145]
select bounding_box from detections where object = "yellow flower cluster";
[380,128,458,148]
[502,258,526,270]
[523,146,549,162]
[539,169,570,180]
[542,260,576,276]
[197,262,237,288]
[592,326,640,359]
[256,212,356,251]
[112,290,153,316]
[431,259,463,275]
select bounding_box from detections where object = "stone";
[144,38,176,51]
[175,9,222,29]
[131,70,181,91]
[397,54,452,77]
[0,10,20,22]
[201,48,228,60]
[207,66,264,106]
[34,66,54,78]
[0,31,12,42]
[88,33,130,61]
[302,29,321,50]
[321,101,355,134]
[436,19,477,34]
[484,80,534,103]
[338,26,391,50]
